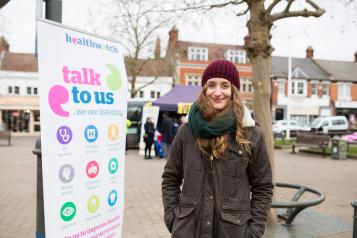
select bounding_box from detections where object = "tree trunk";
[245,0,277,223]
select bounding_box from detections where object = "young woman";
[162,60,273,238]
[143,117,155,159]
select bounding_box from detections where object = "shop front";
[0,96,40,135]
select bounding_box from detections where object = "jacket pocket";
[218,212,251,238]
[171,205,196,238]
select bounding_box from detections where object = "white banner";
[37,19,127,238]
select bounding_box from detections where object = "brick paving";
[0,137,356,237]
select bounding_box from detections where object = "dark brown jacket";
[162,124,273,238]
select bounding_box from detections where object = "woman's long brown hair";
[196,85,251,159]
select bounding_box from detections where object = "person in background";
[162,60,273,238]
[159,112,174,158]
[144,117,155,159]
[125,119,132,155]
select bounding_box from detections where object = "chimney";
[0,36,9,52]
[306,46,314,59]
[154,37,161,59]
[166,26,178,57]
[354,51,357,63]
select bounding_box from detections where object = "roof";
[0,52,38,72]
[153,85,201,111]
[175,40,246,61]
[124,57,172,77]
[314,59,357,82]
[271,56,330,80]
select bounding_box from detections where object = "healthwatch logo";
[48,64,122,117]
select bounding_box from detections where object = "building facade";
[0,37,40,135]
[165,26,254,110]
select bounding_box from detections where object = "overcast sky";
[0,0,356,62]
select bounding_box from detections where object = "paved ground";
[0,137,356,238]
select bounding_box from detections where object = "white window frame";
[277,79,285,95]
[225,50,246,64]
[291,79,307,96]
[188,47,208,61]
[310,81,318,96]
[241,78,253,93]
[338,82,351,100]
[186,74,201,86]
[321,82,329,97]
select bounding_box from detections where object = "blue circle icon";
[84,125,98,143]
[108,190,118,207]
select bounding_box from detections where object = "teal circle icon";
[60,202,76,222]
[108,157,118,174]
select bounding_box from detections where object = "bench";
[0,131,11,146]
[272,182,325,225]
[292,132,330,157]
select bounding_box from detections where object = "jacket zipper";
[209,155,213,173]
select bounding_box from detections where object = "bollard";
[352,201,357,238]
[33,137,45,238]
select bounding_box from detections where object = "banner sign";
[37,19,127,238]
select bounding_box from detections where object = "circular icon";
[108,125,119,141]
[86,161,99,178]
[84,125,98,143]
[87,195,100,213]
[108,190,118,207]
[108,158,118,174]
[57,126,73,145]
[60,202,76,222]
[59,164,75,183]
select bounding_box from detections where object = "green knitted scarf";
[188,103,236,138]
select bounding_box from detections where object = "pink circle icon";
[86,161,99,178]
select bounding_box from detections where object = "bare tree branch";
[266,0,282,14]
[271,0,325,22]
[236,7,249,17]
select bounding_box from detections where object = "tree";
[88,0,175,98]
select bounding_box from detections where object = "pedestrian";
[159,112,174,158]
[143,117,155,159]
[162,59,273,238]
[125,118,132,155]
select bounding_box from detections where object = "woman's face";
[205,78,232,111]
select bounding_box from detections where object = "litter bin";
[331,136,347,160]
[32,137,45,238]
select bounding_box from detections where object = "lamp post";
[34,1,62,237]
[286,36,292,140]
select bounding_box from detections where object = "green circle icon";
[87,195,100,213]
[60,202,76,222]
[106,63,122,91]
[108,157,118,174]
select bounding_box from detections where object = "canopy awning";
[152,85,201,113]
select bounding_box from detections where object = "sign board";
[37,19,127,238]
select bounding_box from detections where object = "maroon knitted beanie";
[201,59,240,90]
